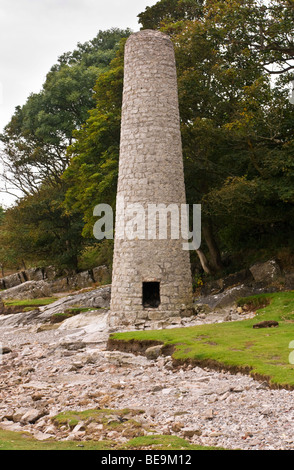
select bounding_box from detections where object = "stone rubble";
[0,301,293,450]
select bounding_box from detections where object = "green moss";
[52,408,144,430]
[50,307,101,324]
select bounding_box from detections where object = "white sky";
[0,0,158,206]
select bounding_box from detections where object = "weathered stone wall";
[109,30,193,329]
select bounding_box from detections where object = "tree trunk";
[196,248,212,274]
[203,221,223,272]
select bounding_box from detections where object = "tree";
[0,29,131,271]
[0,185,85,270]
[0,28,131,197]
[137,0,294,272]
[138,0,204,28]
[63,40,126,238]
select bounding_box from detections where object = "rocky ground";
[0,288,293,450]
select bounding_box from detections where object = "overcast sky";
[0,0,158,206]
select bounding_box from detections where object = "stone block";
[249,260,281,283]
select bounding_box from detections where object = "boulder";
[67,270,94,290]
[145,345,163,360]
[0,309,41,328]
[0,280,52,301]
[195,284,257,310]
[49,277,69,293]
[1,346,12,355]
[3,273,22,289]
[92,266,110,285]
[222,269,254,289]
[58,310,107,330]
[284,272,294,290]
[249,260,281,283]
[19,408,46,424]
[38,285,111,321]
[26,268,44,282]
[43,266,58,281]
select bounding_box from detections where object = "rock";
[0,421,24,433]
[32,393,44,402]
[193,303,212,315]
[253,320,279,329]
[20,408,46,424]
[222,269,254,289]
[195,285,258,309]
[72,422,86,433]
[0,280,52,301]
[49,277,69,293]
[38,285,111,322]
[26,268,44,282]
[182,428,202,437]
[12,408,29,423]
[145,345,163,360]
[249,260,281,283]
[201,409,214,420]
[60,341,86,351]
[92,266,110,285]
[43,266,58,281]
[0,309,41,328]
[33,431,54,441]
[69,361,84,371]
[284,272,294,290]
[1,409,15,421]
[67,271,94,290]
[2,273,22,289]
[58,310,106,330]
[1,346,12,355]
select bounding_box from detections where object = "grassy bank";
[109,292,294,389]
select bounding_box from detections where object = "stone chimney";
[109,30,193,329]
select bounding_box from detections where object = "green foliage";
[0,29,131,271]
[138,0,204,29]
[0,28,131,196]
[1,3,294,272]
[63,41,125,237]
[78,240,114,271]
[0,185,85,269]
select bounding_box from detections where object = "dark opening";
[142,282,160,308]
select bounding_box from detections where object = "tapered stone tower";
[109,30,193,329]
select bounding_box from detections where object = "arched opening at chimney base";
[142,282,160,308]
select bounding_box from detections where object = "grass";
[0,429,113,450]
[4,297,58,308]
[109,291,294,389]
[122,435,225,450]
[0,429,223,451]
[0,407,226,450]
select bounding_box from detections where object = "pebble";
[0,307,294,450]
